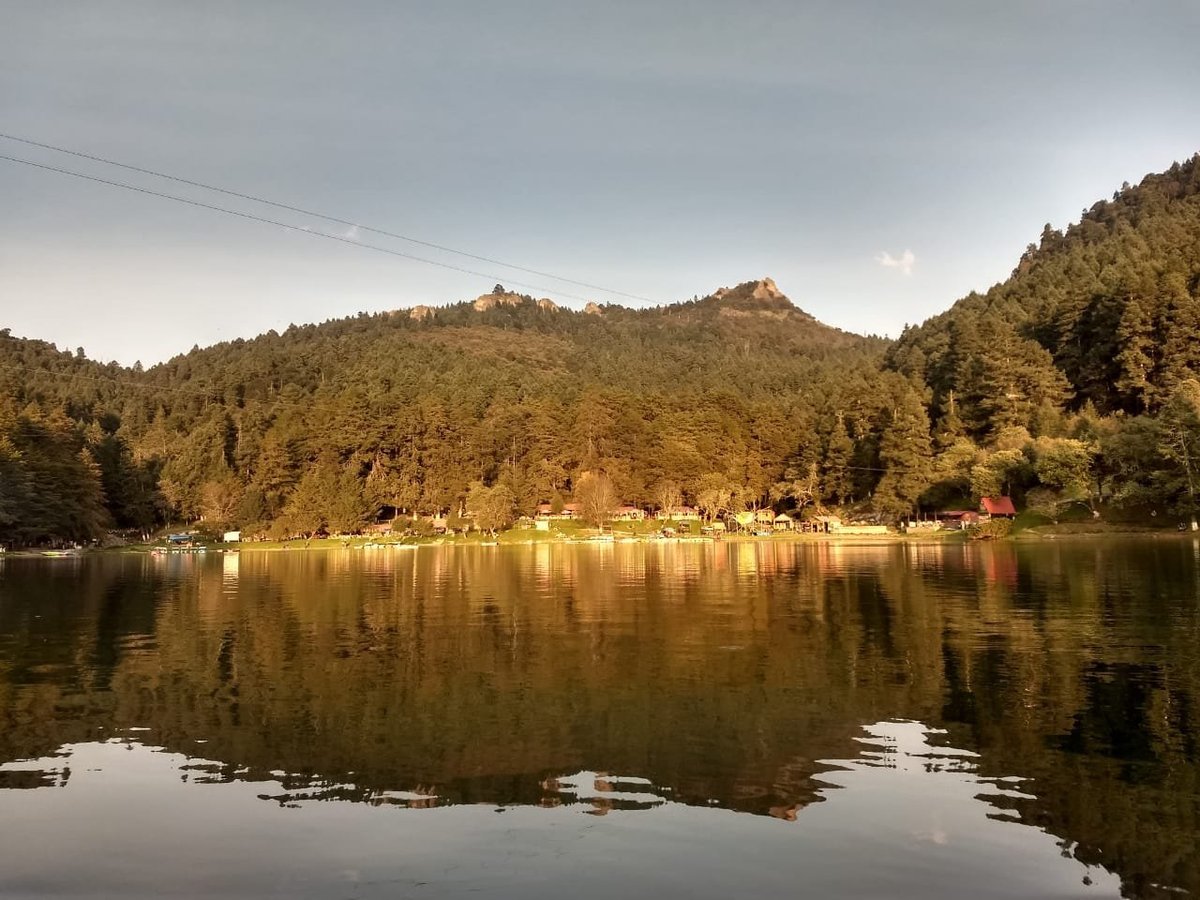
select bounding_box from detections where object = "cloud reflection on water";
[0,720,1125,899]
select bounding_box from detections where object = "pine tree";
[934,391,966,450]
[822,414,855,506]
[1156,379,1200,527]
[873,387,933,519]
[1115,297,1155,412]
[1155,275,1200,393]
[0,434,32,545]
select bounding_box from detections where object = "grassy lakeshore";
[105,522,1192,555]
[205,525,1196,552]
[94,521,966,555]
[11,520,1194,559]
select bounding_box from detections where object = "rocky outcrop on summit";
[473,292,527,312]
[700,278,815,322]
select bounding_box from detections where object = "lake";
[0,539,1197,899]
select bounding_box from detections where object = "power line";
[0,131,658,305]
[1,153,624,304]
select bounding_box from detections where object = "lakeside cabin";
[980,496,1017,519]
[936,510,981,530]
[535,503,582,520]
[807,515,841,534]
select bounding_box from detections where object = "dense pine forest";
[2,154,1200,546]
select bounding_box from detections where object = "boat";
[41,549,80,558]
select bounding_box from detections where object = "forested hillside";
[3,155,1200,546]
[887,155,1200,423]
[1,279,902,543]
[881,153,1200,526]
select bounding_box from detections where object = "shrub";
[968,519,1013,541]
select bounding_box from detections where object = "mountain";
[1,279,900,543]
[887,154,1200,428]
[4,154,1200,547]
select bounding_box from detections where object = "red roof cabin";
[535,502,581,520]
[980,496,1017,518]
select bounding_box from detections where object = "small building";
[614,506,645,521]
[808,515,842,534]
[937,510,980,530]
[656,505,699,520]
[755,509,776,525]
[535,502,579,520]
[773,513,794,531]
[980,496,1017,518]
[222,530,242,543]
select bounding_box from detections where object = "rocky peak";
[751,277,784,301]
[473,292,527,312]
[706,278,796,314]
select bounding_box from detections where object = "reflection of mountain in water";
[0,722,1123,899]
[0,540,1198,897]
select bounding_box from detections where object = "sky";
[1,1,1198,366]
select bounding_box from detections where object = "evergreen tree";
[822,414,854,506]
[1155,379,1200,526]
[1115,297,1155,412]
[873,386,932,519]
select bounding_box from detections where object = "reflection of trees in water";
[0,540,1198,896]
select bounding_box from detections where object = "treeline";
[3,155,1200,545]
[0,400,160,545]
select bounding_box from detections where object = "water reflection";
[0,722,1122,899]
[1,539,1198,897]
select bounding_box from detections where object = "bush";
[1013,511,1054,531]
[968,519,1013,541]
[1057,501,1094,523]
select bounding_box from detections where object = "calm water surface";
[1,539,1198,898]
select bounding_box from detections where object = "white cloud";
[876,249,916,276]
[343,224,360,241]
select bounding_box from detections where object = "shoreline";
[5,524,1196,559]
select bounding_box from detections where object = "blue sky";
[2,1,1198,365]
